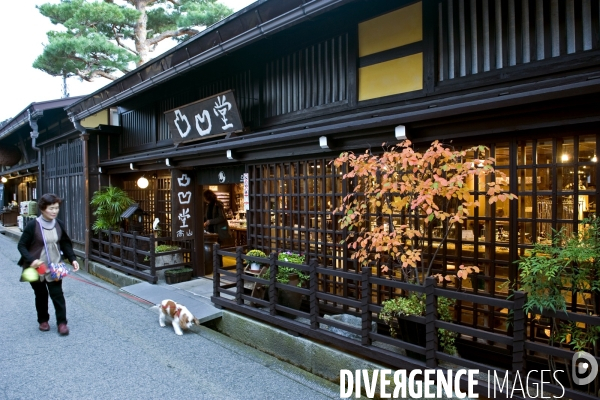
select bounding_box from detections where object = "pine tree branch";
[113,26,138,55]
[147,27,199,47]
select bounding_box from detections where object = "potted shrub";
[90,186,134,234]
[259,251,309,314]
[380,292,457,357]
[333,140,516,357]
[517,215,600,381]
[164,267,193,284]
[90,186,134,257]
[154,244,182,268]
[245,249,268,271]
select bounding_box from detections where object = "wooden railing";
[212,244,600,400]
[90,229,191,283]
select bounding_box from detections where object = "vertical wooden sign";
[171,169,195,241]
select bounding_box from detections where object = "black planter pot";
[164,268,193,284]
[276,274,303,318]
[396,317,426,360]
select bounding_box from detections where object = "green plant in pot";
[259,251,309,286]
[259,251,309,314]
[517,215,600,388]
[380,292,457,356]
[90,186,134,234]
[333,140,517,357]
[245,249,268,271]
[164,267,193,284]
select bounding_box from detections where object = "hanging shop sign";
[197,165,245,185]
[171,169,195,241]
[165,90,243,146]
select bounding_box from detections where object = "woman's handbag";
[38,221,70,281]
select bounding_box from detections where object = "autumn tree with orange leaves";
[333,140,517,285]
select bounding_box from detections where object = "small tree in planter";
[517,216,600,394]
[90,186,134,256]
[90,186,134,234]
[333,140,516,353]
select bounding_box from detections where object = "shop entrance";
[198,165,246,278]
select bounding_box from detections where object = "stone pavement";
[0,228,343,400]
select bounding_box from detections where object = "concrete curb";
[205,311,387,384]
[87,260,144,288]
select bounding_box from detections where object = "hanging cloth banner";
[171,169,195,241]
[165,90,244,146]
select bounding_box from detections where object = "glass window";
[557,138,574,164]
[557,167,575,191]
[536,139,553,164]
[578,135,596,163]
[495,143,510,166]
[517,140,533,165]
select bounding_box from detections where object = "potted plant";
[164,267,193,284]
[259,251,310,314]
[333,140,516,356]
[380,292,457,357]
[90,186,134,257]
[90,186,134,234]
[245,249,268,271]
[154,244,182,268]
[517,215,600,377]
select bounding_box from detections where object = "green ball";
[22,268,39,282]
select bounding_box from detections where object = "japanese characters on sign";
[171,169,195,241]
[243,173,249,211]
[165,90,244,146]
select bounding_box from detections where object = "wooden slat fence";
[90,229,191,283]
[212,244,600,400]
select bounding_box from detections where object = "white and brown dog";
[158,299,200,335]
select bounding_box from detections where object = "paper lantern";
[0,145,21,166]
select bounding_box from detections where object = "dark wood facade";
[66,0,600,395]
[0,98,86,254]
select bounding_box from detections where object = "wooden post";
[132,231,138,270]
[309,260,318,330]
[236,246,244,305]
[108,229,113,261]
[150,234,156,278]
[213,243,221,299]
[119,228,124,266]
[361,266,372,346]
[512,291,526,374]
[269,252,277,316]
[425,277,438,369]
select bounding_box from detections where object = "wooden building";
[0,98,88,256]
[65,0,600,395]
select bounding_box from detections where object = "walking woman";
[17,193,80,335]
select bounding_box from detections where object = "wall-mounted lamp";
[226,149,236,160]
[1,177,6,183]
[165,158,173,167]
[130,163,138,171]
[98,167,103,174]
[395,125,406,141]
[137,176,149,189]
[319,136,329,149]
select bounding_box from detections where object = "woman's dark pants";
[30,280,67,325]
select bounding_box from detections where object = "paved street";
[0,232,341,400]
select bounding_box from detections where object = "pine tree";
[33,0,233,82]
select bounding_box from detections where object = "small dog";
[158,299,200,335]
